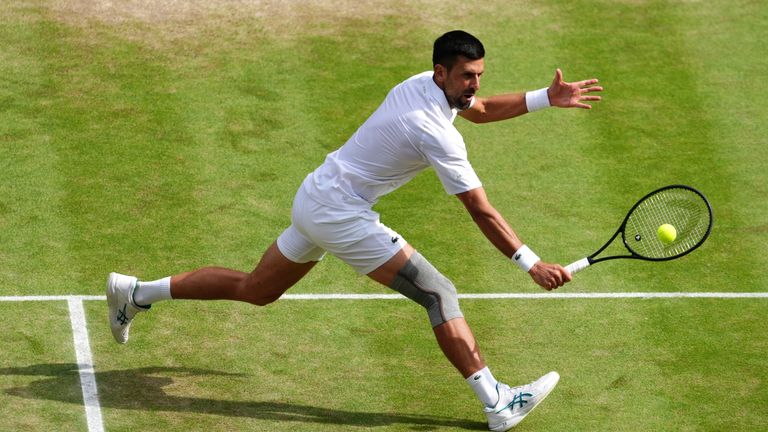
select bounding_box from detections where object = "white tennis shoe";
[106,272,149,344]
[484,371,560,431]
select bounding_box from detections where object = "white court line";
[67,298,105,432]
[286,292,768,300]
[460,292,768,299]
[1,292,768,302]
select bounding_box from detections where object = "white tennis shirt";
[301,71,482,209]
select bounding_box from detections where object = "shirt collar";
[424,72,458,121]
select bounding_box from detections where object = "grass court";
[1,1,766,430]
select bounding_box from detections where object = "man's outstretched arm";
[459,69,603,124]
[456,187,570,290]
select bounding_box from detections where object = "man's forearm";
[461,93,529,123]
[468,205,524,258]
[457,188,524,257]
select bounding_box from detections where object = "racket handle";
[565,257,591,275]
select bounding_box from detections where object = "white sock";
[466,366,500,407]
[133,277,172,307]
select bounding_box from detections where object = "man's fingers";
[534,263,572,290]
[574,102,593,109]
[562,267,573,283]
[551,268,570,288]
[574,78,599,87]
[581,85,603,93]
[573,88,602,108]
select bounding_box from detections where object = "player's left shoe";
[106,272,149,344]
[484,371,560,431]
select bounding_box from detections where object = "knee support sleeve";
[389,251,463,327]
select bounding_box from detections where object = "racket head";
[620,185,713,261]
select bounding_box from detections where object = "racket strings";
[624,188,711,259]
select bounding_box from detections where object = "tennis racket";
[565,185,713,275]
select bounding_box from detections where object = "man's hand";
[548,69,603,109]
[529,261,572,291]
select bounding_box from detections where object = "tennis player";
[107,30,602,431]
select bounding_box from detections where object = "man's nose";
[470,76,480,90]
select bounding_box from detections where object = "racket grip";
[565,257,591,275]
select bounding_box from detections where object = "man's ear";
[433,64,447,87]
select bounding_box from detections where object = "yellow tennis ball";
[657,223,677,244]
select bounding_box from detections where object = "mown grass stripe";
[0,5,78,293]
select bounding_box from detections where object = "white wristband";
[512,245,541,272]
[525,87,550,112]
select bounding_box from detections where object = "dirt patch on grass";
[52,0,408,26]
[48,0,500,47]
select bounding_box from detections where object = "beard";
[446,92,475,111]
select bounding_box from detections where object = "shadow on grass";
[1,364,484,430]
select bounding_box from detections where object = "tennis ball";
[657,223,677,244]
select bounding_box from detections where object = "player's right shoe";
[484,371,560,431]
[106,272,149,344]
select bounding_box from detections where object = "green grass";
[3,299,765,431]
[1,0,767,430]
[0,302,87,431]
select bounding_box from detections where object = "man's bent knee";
[251,294,281,306]
[389,251,463,327]
[238,245,317,306]
[237,277,282,306]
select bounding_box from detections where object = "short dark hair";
[432,30,485,69]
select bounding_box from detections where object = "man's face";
[434,56,484,110]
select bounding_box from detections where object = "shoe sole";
[106,272,128,344]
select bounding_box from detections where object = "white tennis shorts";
[277,186,406,274]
